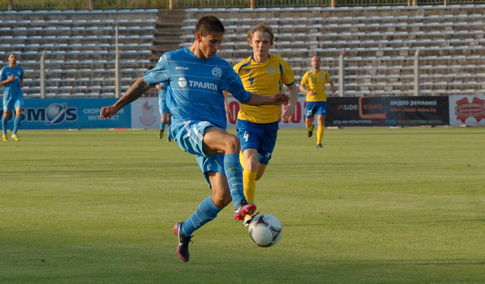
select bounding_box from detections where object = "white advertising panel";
[131,97,307,129]
[449,95,485,126]
[131,98,160,129]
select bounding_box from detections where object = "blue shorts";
[170,120,225,187]
[305,101,326,119]
[3,94,23,112]
[236,119,278,165]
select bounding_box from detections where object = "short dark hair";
[195,16,225,36]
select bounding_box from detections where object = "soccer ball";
[248,214,282,247]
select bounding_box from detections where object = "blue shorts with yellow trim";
[236,119,278,165]
[305,101,327,118]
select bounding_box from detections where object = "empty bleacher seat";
[0,8,158,98]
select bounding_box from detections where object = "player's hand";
[99,105,118,119]
[273,92,289,105]
[7,75,15,83]
[282,102,296,122]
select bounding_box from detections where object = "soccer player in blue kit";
[100,16,288,263]
[1,53,24,142]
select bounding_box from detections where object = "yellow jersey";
[300,69,331,102]
[234,54,295,123]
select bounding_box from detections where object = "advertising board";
[1,98,130,129]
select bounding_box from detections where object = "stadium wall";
[2,96,482,130]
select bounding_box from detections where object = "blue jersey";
[144,48,251,129]
[1,65,24,100]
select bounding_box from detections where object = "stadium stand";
[0,5,484,97]
[182,5,485,96]
[0,9,160,97]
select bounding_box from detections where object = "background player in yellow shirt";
[299,56,335,148]
[233,24,298,224]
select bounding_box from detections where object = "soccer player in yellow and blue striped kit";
[233,24,298,224]
[299,56,335,148]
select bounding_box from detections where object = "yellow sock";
[243,170,256,203]
[239,151,245,170]
[317,125,324,145]
[307,124,314,131]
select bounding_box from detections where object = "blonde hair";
[247,24,274,43]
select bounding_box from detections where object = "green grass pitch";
[1,127,484,283]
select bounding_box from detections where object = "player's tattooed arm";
[100,77,152,119]
[113,77,151,111]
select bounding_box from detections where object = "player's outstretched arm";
[223,90,234,122]
[245,92,288,106]
[100,77,152,119]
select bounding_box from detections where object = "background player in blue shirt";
[156,83,171,141]
[0,53,24,142]
[99,16,288,263]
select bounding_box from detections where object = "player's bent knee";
[212,194,232,208]
[224,134,240,154]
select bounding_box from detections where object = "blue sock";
[13,116,20,134]
[223,153,246,209]
[181,196,221,237]
[160,120,165,131]
[1,116,7,134]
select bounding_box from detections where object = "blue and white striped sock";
[181,196,221,237]
[223,153,246,209]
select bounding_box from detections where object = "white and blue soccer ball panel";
[248,214,282,247]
